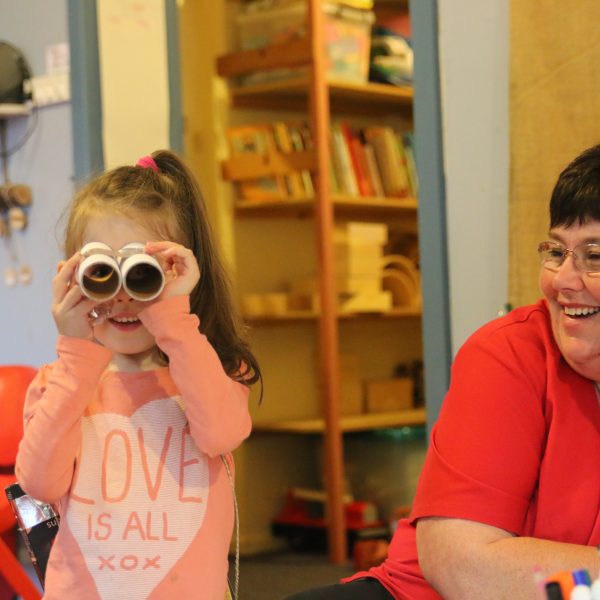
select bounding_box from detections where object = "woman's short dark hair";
[550,143,600,228]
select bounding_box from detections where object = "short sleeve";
[410,313,549,535]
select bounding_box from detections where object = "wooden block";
[289,277,318,296]
[262,293,288,315]
[241,293,264,316]
[334,222,388,245]
[365,378,414,413]
[241,292,288,315]
[287,292,315,312]
[382,270,419,307]
[336,275,381,295]
[339,291,392,313]
[335,243,383,276]
[290,276,381,298]
[339,354,363,415]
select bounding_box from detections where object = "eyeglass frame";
[537,240,600,276]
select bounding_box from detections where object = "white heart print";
[67,398,209,599]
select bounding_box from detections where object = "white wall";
[438,0,509,354]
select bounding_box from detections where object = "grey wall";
[0,1,72,366]
[440,0,509,355]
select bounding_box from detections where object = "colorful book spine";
[363,126,410,198]
[288,122,315,197]
[273,121,306,198]
[331,123,359,196]
[226,119,417,202]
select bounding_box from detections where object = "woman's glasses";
[538,240,600,274]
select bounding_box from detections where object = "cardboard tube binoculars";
[77,242,165,302]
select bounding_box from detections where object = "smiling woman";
[285,144,600,600]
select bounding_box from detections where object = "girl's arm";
[15,336,112,504]
[417,517,600,600]
[140,296,252,457]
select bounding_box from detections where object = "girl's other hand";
[145,241,200,299]
[52,252,98,339]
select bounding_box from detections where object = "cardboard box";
[236,3,374,84]
[365,378,413,413]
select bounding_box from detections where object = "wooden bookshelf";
[217,0,419,564]
[254,407,426,434]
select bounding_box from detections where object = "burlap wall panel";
[510,1,600,307]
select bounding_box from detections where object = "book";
[288,122,315,196]
[350,136,375,197]
[273,121,306,198]
[362,141,385,198]
[340,121,373,197]
[331,123,359,196]
[299,122,340,194]
[363,126,410,198]
[226,125,288,201]
[402,131,419,197]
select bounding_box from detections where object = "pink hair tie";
[136,155,159,173]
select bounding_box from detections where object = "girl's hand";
[52,252,99,339]
[145,241,200,299]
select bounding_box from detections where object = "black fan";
[0,41,32,104]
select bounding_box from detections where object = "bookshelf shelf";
[234,195,418,219]
[243,306,422,324]
[217,38,312,78]
[253,407,427,434]
[226,73,413,115]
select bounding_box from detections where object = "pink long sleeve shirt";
[15,296,252,600]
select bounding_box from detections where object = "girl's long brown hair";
[64,150,261,387]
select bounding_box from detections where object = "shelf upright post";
[307,0,347,564]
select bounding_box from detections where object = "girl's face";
[81,213,164,366]
[539,221,600,380]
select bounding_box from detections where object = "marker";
[573,571,592,587]
[548,571,576,599]
[571,584,592,600]
[546,581,564,600]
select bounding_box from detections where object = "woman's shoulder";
[453,300,557,386]
[466,300,553,352]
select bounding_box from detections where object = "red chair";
[0,365,41,600]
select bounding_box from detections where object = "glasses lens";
[580,244,600,273]
[538,242,564,267]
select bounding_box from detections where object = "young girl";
[15,150,260,600]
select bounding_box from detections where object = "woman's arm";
[15,336,112,503]
[140,296,252,457]
[417,517,600,600]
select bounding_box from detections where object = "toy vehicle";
[272,487,389,552]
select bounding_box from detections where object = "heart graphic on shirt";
[66,399,209,599]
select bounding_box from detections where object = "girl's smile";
[107,313,142,331]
